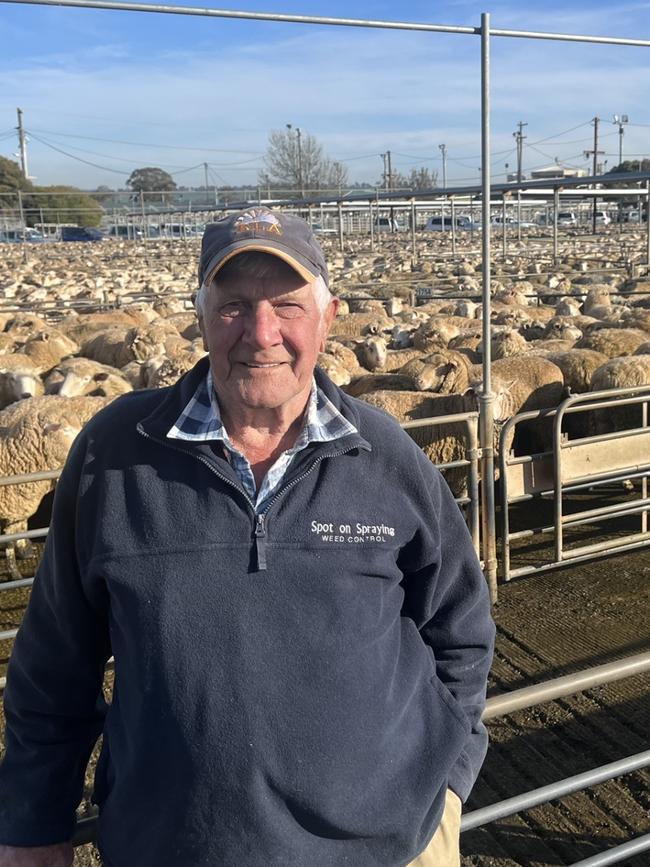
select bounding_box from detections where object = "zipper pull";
[254,514,267,571]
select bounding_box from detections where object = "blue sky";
[1,0,650,190]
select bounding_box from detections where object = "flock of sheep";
[1,228,650,571]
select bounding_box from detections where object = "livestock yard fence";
[2,2,650,863]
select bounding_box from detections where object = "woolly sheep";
[575,328,649,358]
[45,357,133,397]
[0,395,110,564]
[0,356,44,410]
[18,329,80,374]
[357,390,476,498]
[546,349,609,394]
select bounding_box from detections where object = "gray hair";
[195,252,333,317]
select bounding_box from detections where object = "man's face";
[199,267,338,420]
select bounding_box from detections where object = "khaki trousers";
[407,789,462,867]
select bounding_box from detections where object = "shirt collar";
[167,368,358,446]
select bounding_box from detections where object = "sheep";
[473,356,565,457]
[3,312,49,338]
[591,355,650,391]
[489,328,529,359]
[398,350,473,394]
[543,318,583,343]
[317,354,354,387]
[0,356,44,410]
[546,349,609,394]
[18,329,80,374]
[147,346,207,389]
[329,311,389,339]
[354,335,388,371]
[0,395,110,572]
[357,390,477,498]
[574,328,649,359]
[588,355,650,439]
[0,334,18,355]
[343,373,416,397]
[81,321,184,369]
[44,357,133,397]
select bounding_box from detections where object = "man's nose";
[244,305,281,348]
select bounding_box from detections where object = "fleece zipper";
[136,423,359,572]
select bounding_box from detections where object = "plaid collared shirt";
[167,369,358,512]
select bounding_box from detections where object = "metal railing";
[499,386,650,580]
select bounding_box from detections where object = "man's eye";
[275,303,303,318]
[220,303,244,317]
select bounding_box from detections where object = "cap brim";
[203,240,318,286]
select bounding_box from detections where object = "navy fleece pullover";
[0,359,494,866]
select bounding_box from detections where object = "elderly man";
[0,207,494,867]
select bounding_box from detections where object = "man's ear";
[319,297,340,352]
[198,314,209,352]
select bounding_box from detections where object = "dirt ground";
[1,512,649,866]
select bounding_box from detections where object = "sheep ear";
[43,422,62,434]
[94,372,109,381]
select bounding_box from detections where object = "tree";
[126,167,177,202]
[381,166,438,192]
[259,129,348,195]
[93,185,115,205]
[24,186,104,227]
[0,156,33,195]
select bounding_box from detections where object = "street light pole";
[438,143,447,189]
[613,114,629,168]
[286,123,304,199]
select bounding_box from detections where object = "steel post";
[410,198,416,262]
[368,199,374,251]
[337,201,344,251]
[646,182,650,271]
[553,187,559,262]
[450,197,457,256]
[479,12,497,603]
[502,193,507,258]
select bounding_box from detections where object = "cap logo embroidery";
[234,208,283,236]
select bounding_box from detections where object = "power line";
[29,127,263,156]
[27,132,130,175]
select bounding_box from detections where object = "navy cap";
[199,207,329,289]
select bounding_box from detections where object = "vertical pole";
[451,196,457,257]
[553,187,559,263]
[502,193,507,259]
[297,128,304,199]
[387,150,392,190]
[517,190,522,244]
[480,12,497,603]
[646,182,650,270]
[337,201,344,252]
[17,189,27,263]
[592,117,599,234]
[16,108,29,180]
[369,199,375,252]
[140,190,146,242]
[376,189,382,242]
[410,198,416,262]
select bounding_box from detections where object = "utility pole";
[16,107,29,180]
[584,117,605,233]
[203,162,209,206]
[613,114,629,168]
[380,153,388,190]
[438,144,447,188]
[386,150,393,191]
[513,120,527,184]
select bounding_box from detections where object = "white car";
[595,210,611,225]
[557,211,577,227]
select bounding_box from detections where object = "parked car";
[374,217,404,232]
[107,224,144,240]
[557,211,578,227]
[424,215,474,231]
[61,226,104,242]
[0,228,45,243]
[595,210,611,225]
